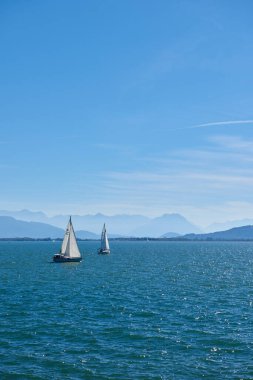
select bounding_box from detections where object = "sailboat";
[98,223,110,255]
[53,217,82,262]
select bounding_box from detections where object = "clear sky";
[1,0,253,227]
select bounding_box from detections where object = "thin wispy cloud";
[105,170,253,190]
[142,137,253,168]
[209,135,253,150]
[92,132,253,225]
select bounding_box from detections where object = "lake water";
[0,241,253,379]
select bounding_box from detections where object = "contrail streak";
[194,120,253,128]
[169,120,253,131]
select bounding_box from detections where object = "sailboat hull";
[98,249,110,255]
[53,254,82,263]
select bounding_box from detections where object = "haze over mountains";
[0,210,201,238]
[131,214,200,237]
[0,210,148,234]
[0,217,99,239]
[1,209,253,239]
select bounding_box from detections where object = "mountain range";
[0,210,201,237]
[0,215,253,240]
[1,209,253,239]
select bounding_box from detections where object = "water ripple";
[0,241,253,379]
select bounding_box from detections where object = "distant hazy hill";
[0,216,64,238]
[206,219,253,233]
[181,225,253,240]
[0,216,99,239]
[131,214,201,237]
[160,232,181,238]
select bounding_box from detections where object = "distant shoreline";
[1,237,253,242]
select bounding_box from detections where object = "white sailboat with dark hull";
[53,217,82,262]
[98,223,110,255]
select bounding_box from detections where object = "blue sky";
[1,0,253,226]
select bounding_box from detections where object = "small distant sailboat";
[98,223,110,255]
[53,217,82,262]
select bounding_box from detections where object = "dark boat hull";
[98,249,110,255]
[53,255,82,263]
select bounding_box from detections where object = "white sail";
[61,217,81,258]
[101,224,110,251]
[61,220,71,254]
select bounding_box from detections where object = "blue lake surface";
[0,241,253,379]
